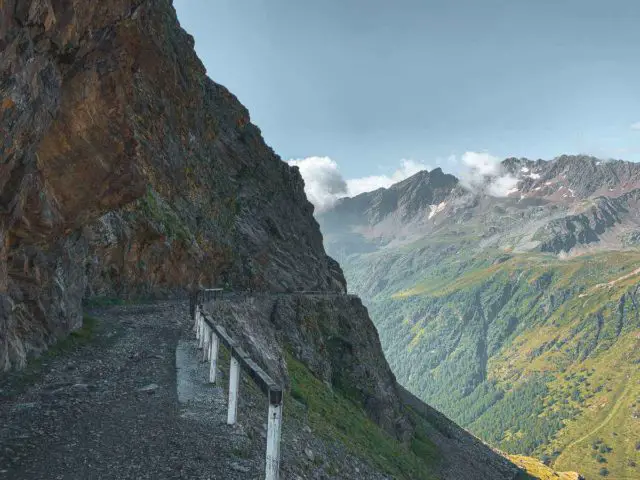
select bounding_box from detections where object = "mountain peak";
[321,167,458,228]
[391,167,454,191]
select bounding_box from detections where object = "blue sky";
[174,0,640,198]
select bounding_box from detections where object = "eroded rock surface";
[209,294,411,440]
[1,0,344,371]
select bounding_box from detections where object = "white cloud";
[458,151,518,197]
[631,122,640,131]
[461,151,501,176]
[487,173,519,196]
[288,156,348,212]
[288,157,430,212]
[347,159,430,197]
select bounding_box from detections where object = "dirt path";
[0,301,390,480]
[557,380,632,459]
[578,266,640,298]
[0,302,265,480]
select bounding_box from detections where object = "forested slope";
[319,156,640,479]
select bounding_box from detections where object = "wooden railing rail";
[192,288,283,480]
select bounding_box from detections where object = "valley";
[318,156,640,479]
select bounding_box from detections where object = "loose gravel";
[0,302,265,480]
[0,301,391,480]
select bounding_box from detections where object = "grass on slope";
[473,253,640,478]
[394,250,640,300]
[286,353,439,480]
[374,249,640,477]
[486,296,640,476]
[510,455,581,480]
[541,333,640,480]
[44,315,98,357]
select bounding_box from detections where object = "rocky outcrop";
[503,155,640,199]
[535,196,626,253]
[323,167,458,229]
[209,294,411,440]
[1,0,344,370]
[318,167,460,259]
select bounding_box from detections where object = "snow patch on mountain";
[429,201,447,219]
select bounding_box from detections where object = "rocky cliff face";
[1,0,344,371]
[503,155,640,199]
[326,168,459,226]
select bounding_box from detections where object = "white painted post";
[198,316,205,350]
[202,324,210,362]
[265,399,283,480]
[195,310,201,338]
[227,356,240,425]
[209,332,219,384]
[193,307,199,332]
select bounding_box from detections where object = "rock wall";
[0,0,344,370]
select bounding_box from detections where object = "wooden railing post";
[265,390,283,480]
[227,355,240,425]
[198,314,205,350]
[202,324,210,362]
[209,331,219,384]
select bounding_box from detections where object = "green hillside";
[353,248,640,479]
[318,158,640,478]
[286,352,439,480]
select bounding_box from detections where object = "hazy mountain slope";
[317,156,640,479]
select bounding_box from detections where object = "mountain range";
[317,155,640,479]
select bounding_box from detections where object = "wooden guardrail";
[192,288,283,480]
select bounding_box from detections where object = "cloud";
[458,151,518,197]
[346,159,430,197]
[631,122,640,131]
[289,151,517,212]
[461,151,501,176]
[487,173,519,196]
[288,157,430,212]
[288,156,348,211]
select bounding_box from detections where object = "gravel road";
[0,301,391,480]
[0,302,265,480]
